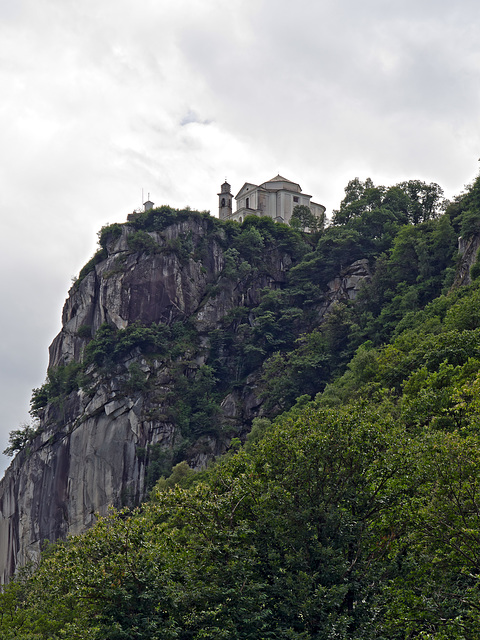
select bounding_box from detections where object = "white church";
[218,175,325,225]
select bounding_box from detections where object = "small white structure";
[218,175,325,225]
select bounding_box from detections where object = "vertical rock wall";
[453,233,480,287]
[0,214,373,583]
[0,217,292,582]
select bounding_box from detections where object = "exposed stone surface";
[319,259,371,318]
[0,217,372,583]
[0,387,170,582]
[0,218,291,583]
[453,234,480,287]
[49,223,227,367]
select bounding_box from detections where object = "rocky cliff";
[454,233,480,287]
[0,209,371,583]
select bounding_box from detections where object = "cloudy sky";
[1,0,480,475]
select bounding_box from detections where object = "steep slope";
[0,209,373,583]
[6,272,480,637]
[0,171,464,585]
[4,176,480,635]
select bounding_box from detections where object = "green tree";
[3,423,38,456]
[396,179,445,224]
[382,431,480,639]
[0,403,411,640]
[290,204,323,232]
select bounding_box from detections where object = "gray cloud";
[2,0,480,474]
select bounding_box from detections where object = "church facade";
[218,175,325,224]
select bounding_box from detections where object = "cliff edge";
[0,208,371,583]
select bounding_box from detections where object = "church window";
[293,196,299,203]
[246,197,250,208]
[221,198,225,207]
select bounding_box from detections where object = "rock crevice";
[0,216,371,583]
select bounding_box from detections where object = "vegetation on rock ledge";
[4,174,480,637]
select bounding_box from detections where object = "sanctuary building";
[218,175,326,225]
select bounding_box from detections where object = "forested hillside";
[3,174,480,639]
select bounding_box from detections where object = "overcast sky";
[1,0,480,476]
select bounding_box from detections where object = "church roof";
[235,182,258,198]
[266,174,294,183]
[261,175,301,192]
[234,175,304,200]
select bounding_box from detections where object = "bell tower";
[218,180,233,220]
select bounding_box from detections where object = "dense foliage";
[4,389,480,638]
[5,174,480,637]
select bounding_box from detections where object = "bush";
[77,248,106,282]
[76,325,92,339]
[124,362,149,393]
[154,461,196,492]
[30,362,82,416]
[126,230,159,254]
[3,423,38,456]
[98,223,122,249]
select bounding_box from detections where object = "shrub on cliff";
[30,362,82,417]
[3,423,38,456]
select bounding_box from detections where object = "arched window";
[221,198,225,207]
[246,197,250,209]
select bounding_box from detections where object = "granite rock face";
[0,216,371,583]
[0,217,294,582]
[48,222,227,367]
[453,234,480,287]
[321,259,371,316]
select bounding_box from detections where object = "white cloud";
[2,0,480,473]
